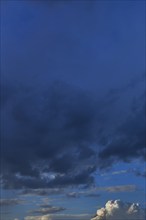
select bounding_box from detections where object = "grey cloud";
[64,185,134,198]
[0,198,24,206]
[79,185,137,195]
[20,188,64,196]
[104,185,137,193]
[66,192,80,198]
[29,205,65,215]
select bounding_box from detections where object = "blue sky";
[0,0,145,220]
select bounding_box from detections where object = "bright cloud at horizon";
[91,200,145,220]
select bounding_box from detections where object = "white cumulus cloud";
[91,200,145,220]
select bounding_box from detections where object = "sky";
[0,0,146,220]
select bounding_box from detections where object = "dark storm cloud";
[45,165,96,188]
[98,103,145,168]
[1,81,100,188]
[1,78,145,189]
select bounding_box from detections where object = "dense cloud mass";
[1,81,99,188]
[0,78,145,189]
[98,104,146,167]
[91,200,145,220]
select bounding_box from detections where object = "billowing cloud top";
[91,200,145,220]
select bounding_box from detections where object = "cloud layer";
[0,198,23,206]
[24,213,90,220]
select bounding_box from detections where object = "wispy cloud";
[29,204,66,215]
[101,169,128,176]
[80,185,137,194]
[20,188,64,196]
[63,184,136,200]
[103,185,137,193]
[66,192,80,198]
[0,198,24,206]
